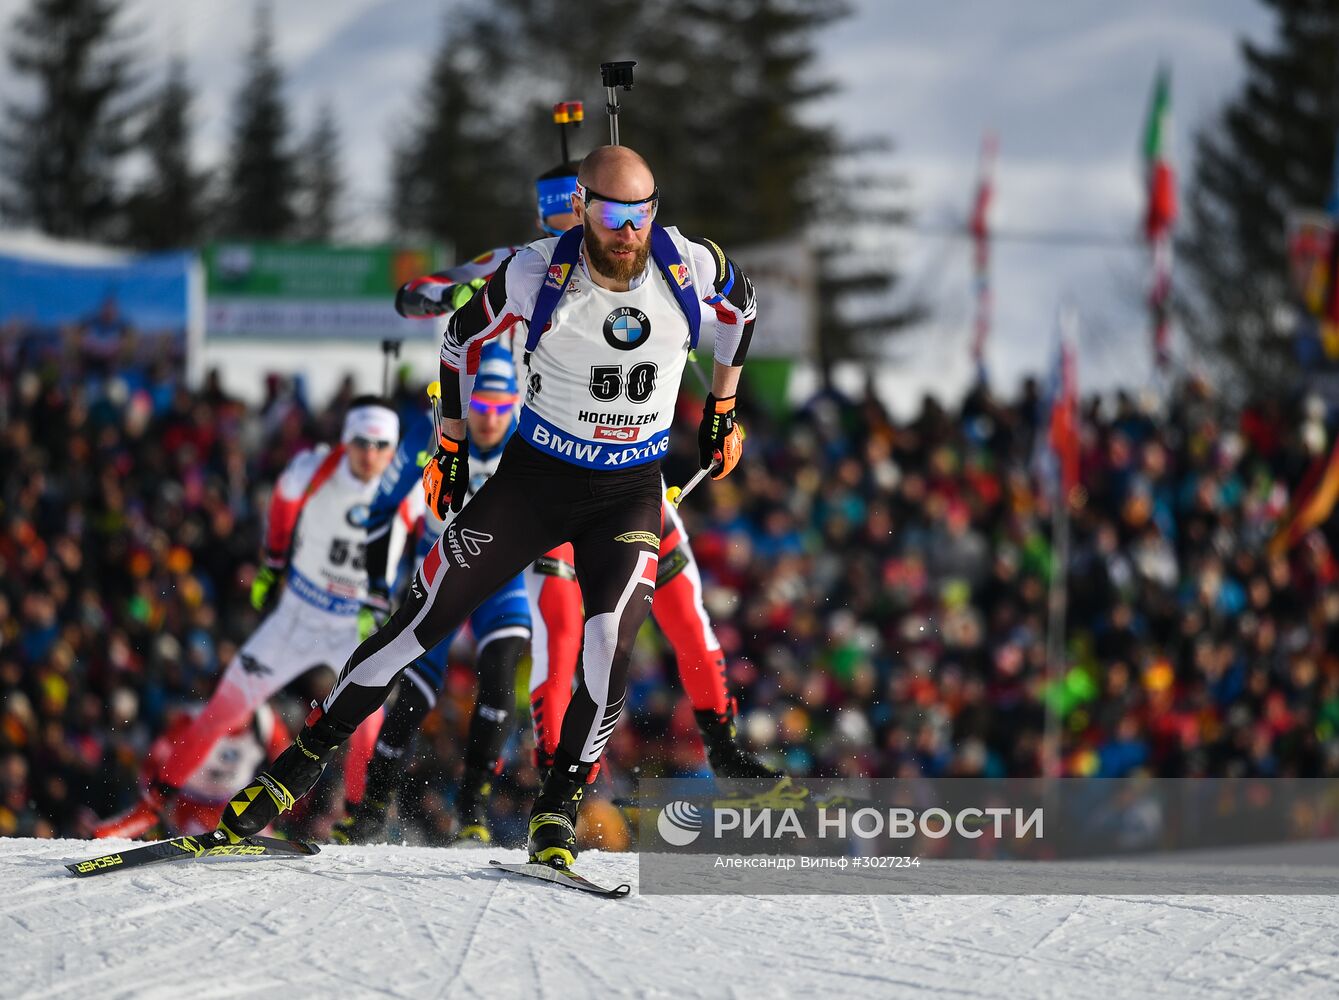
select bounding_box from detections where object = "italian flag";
[1143,65,1176,366]
[1142,66,1176,242]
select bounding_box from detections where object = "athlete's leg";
[338,576,530,844]
[95,607,306,838]
[446,568,531,841]
[653,500,777,781]
[451,632,528,841]
[467,633,528,769]
[653,501,729,715]
[330,635,453,844]
[525,544,581,766]
[221,451,567,841]
[341,707,386,806]
[159,610,305,788]
[464,633,528,772]
[559,522,661,764]
[529,473,661,867]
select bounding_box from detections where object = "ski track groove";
[859,897,965,987]
[525,941,547,1000]
[440,867,502,1000]
[16,871,284,1000]
[968,896,1089,994]
[394,878,451,995]
[566,935,625,997]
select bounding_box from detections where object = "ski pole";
[381,338,403,395]
[600,61,636,145]
[426,380,443,439]
[685,349,712,395]
[665,465,714,508]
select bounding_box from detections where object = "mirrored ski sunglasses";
[469,395,518,416]
[350,436,394,450]
[578,182,659,231]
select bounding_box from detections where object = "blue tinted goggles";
[469,395,517,416]
[578,182,659,231]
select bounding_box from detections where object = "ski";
[66,831,321,878]
[488,859,631,899]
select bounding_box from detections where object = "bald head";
[578,145,655,202]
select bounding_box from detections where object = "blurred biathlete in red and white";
[94,398,409,838]
[123,705,289,836]
[395,118,777,786]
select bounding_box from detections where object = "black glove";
[395,277,486,318]
[395,281,442,318]
[698,394,743,480]
[422,433,469,517]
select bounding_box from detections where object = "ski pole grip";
[427,381,443,439]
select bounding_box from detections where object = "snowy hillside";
[4,837,1337,999]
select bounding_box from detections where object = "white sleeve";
[683,236,758,368]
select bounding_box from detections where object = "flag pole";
[1042,306,1079,786]
[1043,483,1071,781]
[970,132,997,379]
[1142,64,1177,379]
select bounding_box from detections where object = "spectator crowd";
[3,337,1339,843]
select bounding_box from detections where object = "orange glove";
[422,434,469,517]
[698,394,743,481]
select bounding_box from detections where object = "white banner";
[206,299,432,340]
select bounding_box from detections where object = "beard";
[584,228,651,283]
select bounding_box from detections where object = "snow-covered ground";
[4,837,1337,999]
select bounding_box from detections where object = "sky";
[811,0,1274,401]
[0,0,1277,404]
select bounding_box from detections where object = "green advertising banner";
[203,243,445,340]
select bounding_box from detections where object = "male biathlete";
[394,151,776,793]
[215,146,759,870]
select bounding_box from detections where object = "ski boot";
[449,766,495,845]
[527,753,594,870]
[218,714,342,843]
[93,781,174,840]
[330,752,400,845]
[696,709,780,781]
[696,709,799,806]
[330,797,390,845]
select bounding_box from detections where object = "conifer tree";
[0,0,142,239]
[220,2,297,239]
[124,57,204,249]
[1181,0,1339,393]
[297,100,344,241]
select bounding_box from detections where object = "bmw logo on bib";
[603,307,651,351]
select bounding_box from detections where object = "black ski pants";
[322,436,662,764]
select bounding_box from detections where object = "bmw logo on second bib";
[603,307,651,351]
